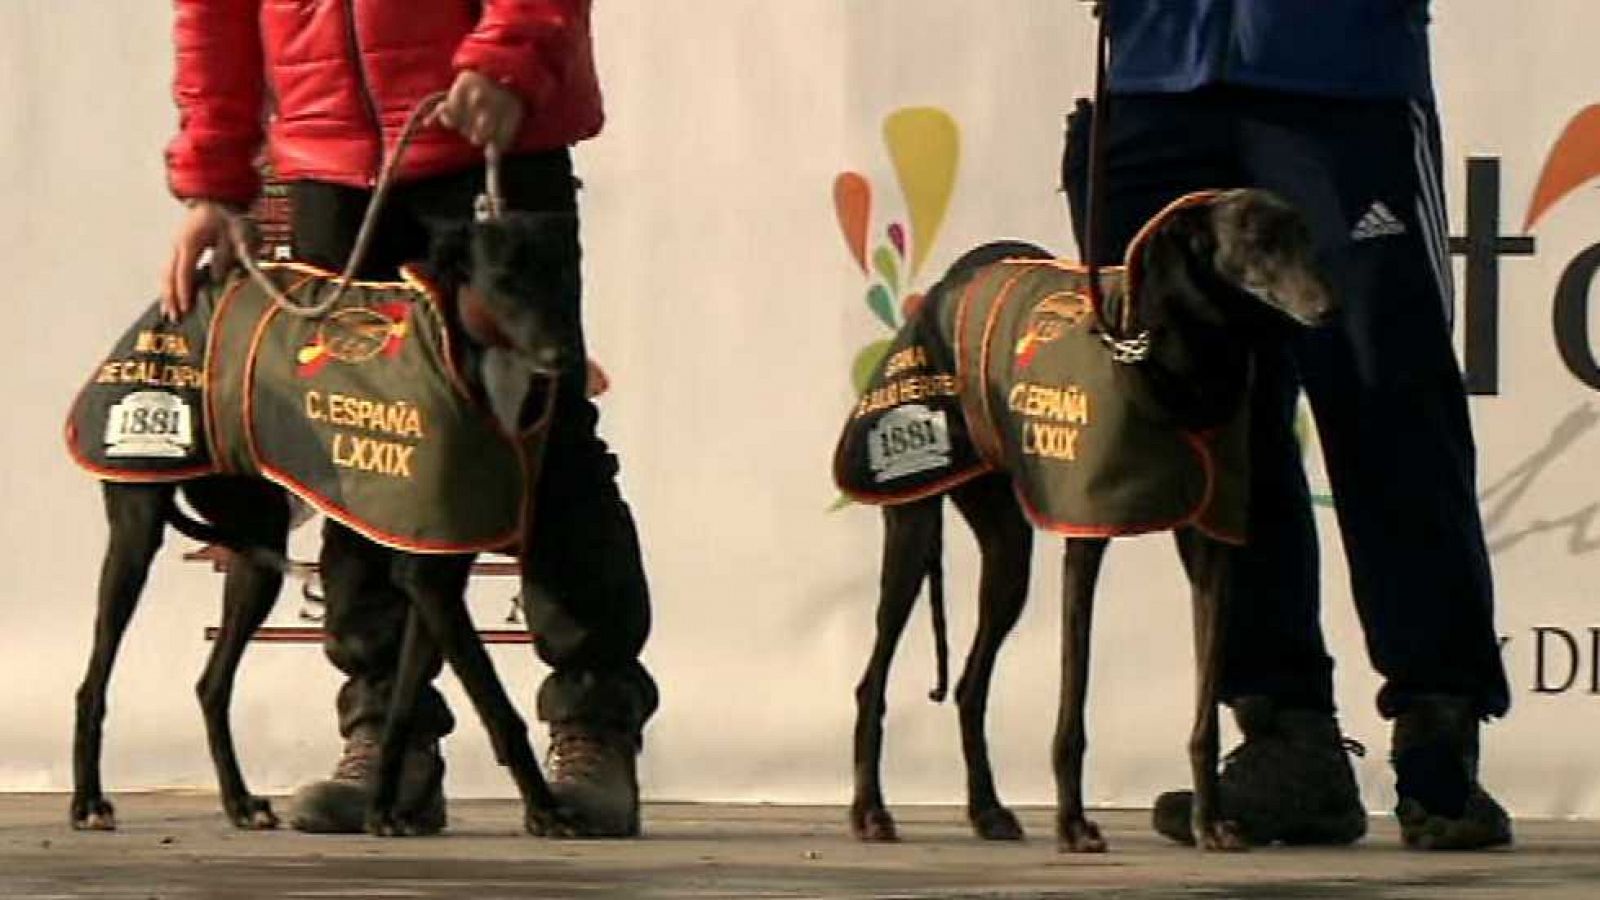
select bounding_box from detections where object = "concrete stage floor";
[1,795,1595,899]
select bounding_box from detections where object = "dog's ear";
[1206,190,1336,327]
[425,220,474,282]
[1136,205,1222,328]
[472,211,580,281]
[467,211,584,375]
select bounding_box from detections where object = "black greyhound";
[840,189,1336,852]
[70,211,588,837]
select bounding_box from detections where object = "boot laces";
[548,729,618,782]
[332,735,379,782]
[1218,732,1367,768]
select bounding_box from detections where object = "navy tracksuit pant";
[1062,87,1509,719]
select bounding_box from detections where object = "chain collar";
[1100,329,1152,364]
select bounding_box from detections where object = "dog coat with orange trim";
[66,264,529,554]
[834,197,1249,543]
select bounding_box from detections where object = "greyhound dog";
[835,189,1336,852]
[67,210,591,837]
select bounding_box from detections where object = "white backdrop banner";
[3,1,1599,819]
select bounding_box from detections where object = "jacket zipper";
[343,0,384,185]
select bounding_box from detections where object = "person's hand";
[162,200,243,320]
[430,70,524,150]
[585,359,610,399]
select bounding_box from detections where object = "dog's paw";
[1057,818,1108,853]
[365,809,419,838]
[525,806,589,839]
[70,797,117,831]
[849,804,899,843]
[970,806,1025,841]
[228,796,279,831]
[1196,819,1249,852]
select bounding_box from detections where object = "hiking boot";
[1392,694,1512,851]
[1151,696,1368,847]
[546,725,641,837]
[289,727,447,835]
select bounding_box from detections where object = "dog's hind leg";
[384,555,578,838]
[851,496,942,843]
[72,482,169,830]
[950,473,1032,841]
[1175,527,1247,852]
[184,478,289,829]
[1055,536,1110,853]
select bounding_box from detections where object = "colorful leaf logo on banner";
[833,107,962,368]
[884,107,960,279]
[1525,104,1600,229]
[830,107,963,508]
[833,172,873,273]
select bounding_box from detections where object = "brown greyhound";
[835,189,1336,852]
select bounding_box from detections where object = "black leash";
[1082,0,1152,364]
[1083,0,1112,306]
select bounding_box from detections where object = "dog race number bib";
[104,391,196,458]
[66,295,216,481]
[834,307,988,503]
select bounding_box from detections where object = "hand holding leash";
[229,91,506,319]
[428,70,524,151]
[161,200,242,321]
[169,86,510,324]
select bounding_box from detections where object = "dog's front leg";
[1055,537,1109,853]
[365,606,437,837]
[1175,527,1246,851]
[389,555,580,838]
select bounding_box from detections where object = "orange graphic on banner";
[1525,104,1600,229]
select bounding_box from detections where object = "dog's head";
[431,211,583,377]
[1124,189,1336,428]
[1181,188,1337,328]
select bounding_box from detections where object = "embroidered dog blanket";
[67,264,528,554]
[834,196,1248,543]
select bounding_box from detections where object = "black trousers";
[290,150,658,744]
[1062,88,1509,719]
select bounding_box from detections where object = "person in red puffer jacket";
[161,0,656,838]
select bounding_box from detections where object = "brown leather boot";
[289,727,446,835]
[546,725,640,838]
[1151,696,1368,846]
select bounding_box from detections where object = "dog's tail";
[162,495,299,578]
[927,508,950,703]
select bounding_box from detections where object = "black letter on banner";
[1592,627,1600,695]
[1554,244,1600,392]
[1533,626,1580,694]
[1451,157,1536,396]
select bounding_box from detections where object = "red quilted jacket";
[166,0,604,205]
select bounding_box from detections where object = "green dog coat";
[67,264,531,554]
[835,193,1248,543]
